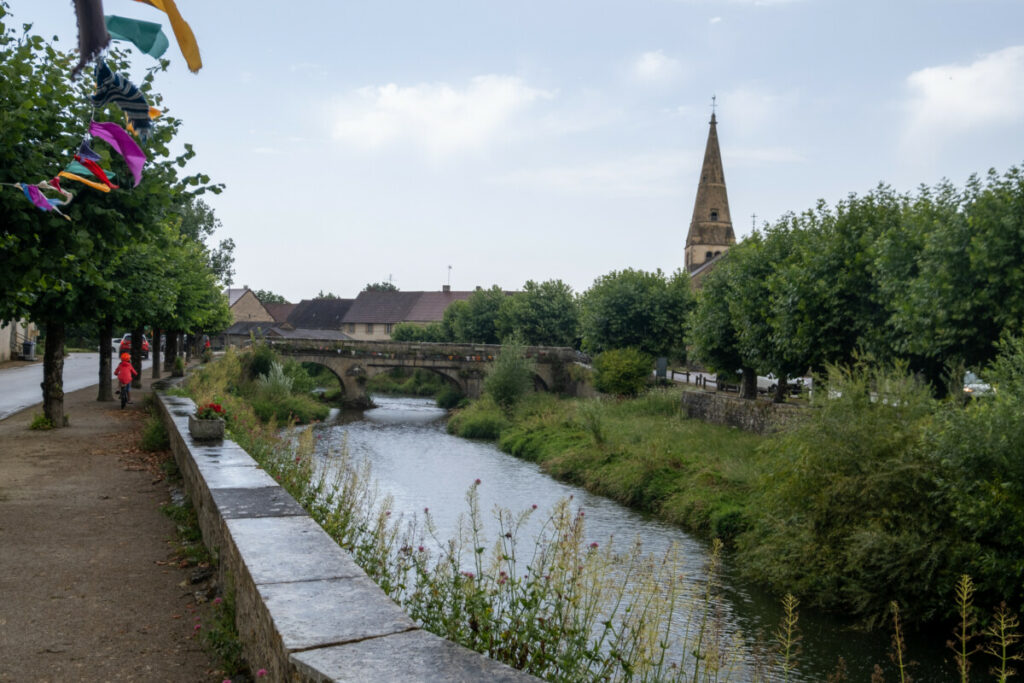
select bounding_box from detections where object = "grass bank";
[448,388,766,541]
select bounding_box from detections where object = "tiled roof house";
[340,288,474,340]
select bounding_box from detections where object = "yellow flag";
[133,0,202,73]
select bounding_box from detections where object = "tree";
[391,321,446,342]
[449,286,507,344]
[0,15,220,423]
[364,281,398,292]
[317,290,341,300]
[592,348,652,396]
[579,268,692,359]
[253,289,288,304]
[496,279,579,347]
[687,254,750,394]
[483,335,535,412]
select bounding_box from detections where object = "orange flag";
[133,0,202,73]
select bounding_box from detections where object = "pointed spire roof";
[685,112,735,272]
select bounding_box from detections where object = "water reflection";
[312,395,954,682]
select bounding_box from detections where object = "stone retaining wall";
[679,389,804,434]
[156,391,537,682]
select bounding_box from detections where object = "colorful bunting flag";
[104,15,169,58]
[89,120,147,187]
[133,0,202,73]
[92,59,152,142]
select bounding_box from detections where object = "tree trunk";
[185,333,192,361]
[131,324,144,389]
[164,330,177,372]
[42,321,66,427]
[740,365,757,400]
[773,375,788,403]
[97,318,114,402]
[151,326,161,380]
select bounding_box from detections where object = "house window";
[366,323,374,334]
[385,323,393,334]
[710,209,719,221]
[348,323,355,333]
[705,251,714,261]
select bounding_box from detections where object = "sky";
[15,0,1024,302]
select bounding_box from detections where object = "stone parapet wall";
[155,391,538,682]
[679,390,803,434]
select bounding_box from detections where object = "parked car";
[756,373,805,395]
[118,333,150,359]
[963,371,993,398]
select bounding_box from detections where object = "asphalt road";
[0,352,152,420]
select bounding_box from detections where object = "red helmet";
[121,352,130,361]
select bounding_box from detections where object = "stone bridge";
[265,339,590,406]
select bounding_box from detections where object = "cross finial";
[711,95,717,116]
[751,213,758,229]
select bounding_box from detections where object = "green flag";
[104,15,169,59]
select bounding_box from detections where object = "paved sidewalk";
[0,372,223,681]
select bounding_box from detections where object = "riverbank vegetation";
[178,345,1024,679]
[451,338,1024,637]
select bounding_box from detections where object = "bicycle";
[119,382,130,409]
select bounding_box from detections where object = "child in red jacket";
[114,352,137,406]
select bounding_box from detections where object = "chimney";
[442,284,451,293]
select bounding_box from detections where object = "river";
[311,395,957,681]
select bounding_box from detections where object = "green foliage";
[483,335,535,412]
[257,361,294,399]
[735,361,945,627]
[446,397,511,439]
[592,347,653,396]
[448,286,507,343]
[28,413,55,430]
[925,335,1024,612]
[199,581,246,677]
[390,321,447,342]
[580,268,692,358]
[434,385,464,410]
[247,343,277,380]
[366,368,446,396]
[252,288,288,304]
[363,281,399,292]
[250,393,329,424]
[140,416,170,451]
[496,279,579,347]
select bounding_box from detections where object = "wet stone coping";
[156,391,537,682]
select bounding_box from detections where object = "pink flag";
[89,120,147,187]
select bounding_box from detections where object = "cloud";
[709,16,722,23]
[903,45,1024,147]
[330,75,554,156]
[632,50,682,84]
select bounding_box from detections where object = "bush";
[435,385,464,410]
[28,413,55,430]
[447,397,510,440]
[593,348,652,396]
[247,343,277,380]
[140,416,170,451]
[250,394,329,425]
[484,335,535,412]
[735,361,942,627]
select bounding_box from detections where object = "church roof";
[685,112,736,266]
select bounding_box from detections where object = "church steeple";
[685,106,736,274]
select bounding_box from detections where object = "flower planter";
[188,414,225,440]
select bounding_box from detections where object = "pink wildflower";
[213,597,222,605]
[474,478,481,485]
[256,669,268,678]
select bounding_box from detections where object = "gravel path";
[0,371,225,682]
